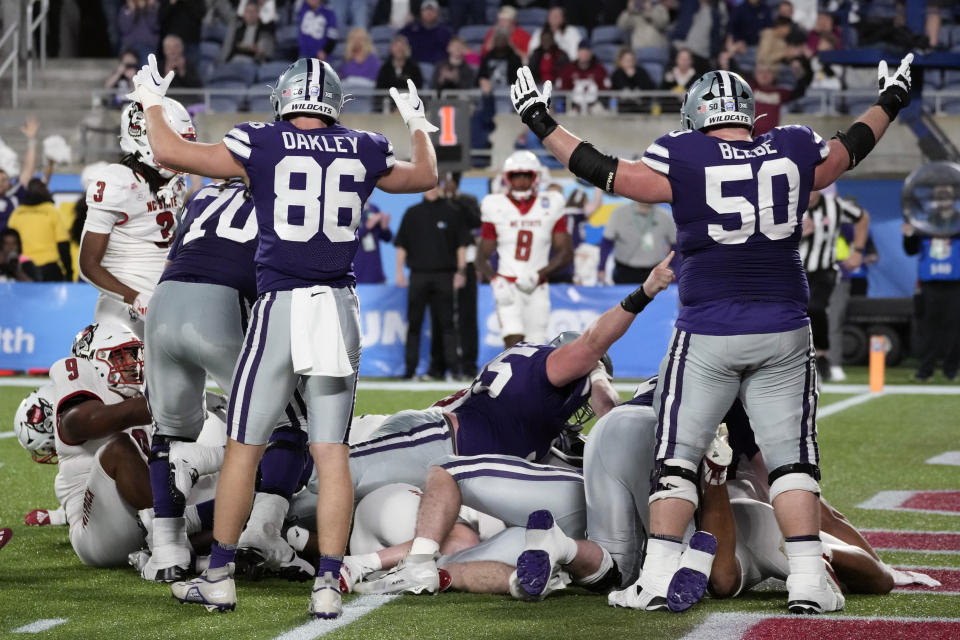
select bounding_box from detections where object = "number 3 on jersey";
[706,157,800,245]
[274,156,364,242]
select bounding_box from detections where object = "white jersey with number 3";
[82,163,187,294]
[48,356,149,527]
[481,191,566,278]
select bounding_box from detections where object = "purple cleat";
[666,531,717,613]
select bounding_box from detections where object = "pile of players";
[12,49,940,623]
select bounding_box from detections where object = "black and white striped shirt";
[799,195,864,272]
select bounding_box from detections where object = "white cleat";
[829,366,846,382]
[309,572,342,619]
[607,580,669,611]
[509,568,571,602]
[704,425,733,485]
[339,555,364,593]
[352,553,439,595]
[171,563,237,613]
[513,510,575,601]
[786,555,845,614]
[141,516,192,582]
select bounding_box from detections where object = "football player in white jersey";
[47,322,155,567]
[78,99,194,337]
[478,151,572,347]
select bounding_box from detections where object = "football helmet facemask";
[548,330,614,430]
[120,98,196,179]
[503,150,542,199]
[14,384,57,464]
[71,323,145,398]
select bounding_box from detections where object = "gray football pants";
[653,326,819,473]
[145,281,248,438]
[583,403,658,587]
[227,287,361,445]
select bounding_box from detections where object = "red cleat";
[0,528,12,551]
[25,509,52,526]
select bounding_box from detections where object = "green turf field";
[1,382,958,640]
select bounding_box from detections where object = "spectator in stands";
[672,0,726,64]
[527,30,570,86]
[222,1,276,64]
[0,118,39,231]
[0,229,36,282]
[610,46,654,113]
[775,0,808,46]
[158,0,204,62]
[236,0,276,25]
[161,35,202,104]
[746,61,811,136]
[339,27,380,83]
[926,0,947,50]
[478,31,523,100]
[104,48,142,108]
[6,179,72,282]
[805,11,842,54]
[529,6,581,60]
[117,0,160,64]
[400,0,452,65]
[807,33,842,91]
[660,47,699,110]
[376,34,423,97]
[354,202,392,284]
[329,0,376,32]
[395,184,471,381]
[482,6,531,59]
[599,201,675,284]
[298,0,339,61]
[618,0,671,51]
[757,16,803,68]
[431,36,476,95]
[727,0,771,53]
[558,41,610,114]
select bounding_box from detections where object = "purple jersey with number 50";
[436,344,592,461]
[161,181,258,302]
[223,120,395,294]
[642,125,829,335]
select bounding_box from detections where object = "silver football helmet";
[680,70,755,133]
[71,323,145,398]
[270,58,345,122]
[14,384,57,464]
[548,331,614,429]
[120,98,196,179]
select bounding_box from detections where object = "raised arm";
[376,79,438,194]
[814,54,913,190]
[18,117,39,186]
[510,67,671,204]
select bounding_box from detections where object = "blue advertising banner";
[1,282,678,378]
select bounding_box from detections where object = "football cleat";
[308,572,342,619]
[171,563,237,613]
[352,553,439,595]
[0,528,12,551]
[339,555,363,593]
[607,582,668,611]
[25,509,53,526]
[509,568,571,602]
[703,425,733,485]
[666,531,717,613]
[515,510,576,600]
[786,555,845,615]
[141,516,191,582]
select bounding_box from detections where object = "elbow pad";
[832,122,876,170]
[568,141,619,193]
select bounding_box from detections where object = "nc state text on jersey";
[281,131,360,154]
[718,140,779,160]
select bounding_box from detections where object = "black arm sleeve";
[903,234,921,255]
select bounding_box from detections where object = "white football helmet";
[14,384,57,464]
[119,98,196,179]
[71,323,145,398]
[502,150,542,199]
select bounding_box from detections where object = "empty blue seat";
[207,80,247,112]
[593,44,620,65]
[256,61,292,83]
[214,61,257,85]
[202,22,228,44]
[458,25,489,48]
[516,8,548,29]
[273,24,300,61]
[592,25,624,45]
[635,46,668,65]
[370,25,396,44]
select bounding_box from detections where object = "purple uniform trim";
[655,330,684,453]
[227,292,276,443]
[439,454,583,483]
[799,327,819,464]
[664,331,691,460]
[349,420,450,457]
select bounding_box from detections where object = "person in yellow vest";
[7,179,72,281]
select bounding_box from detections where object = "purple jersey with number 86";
[642,125,829,336]
[223,120,396,294]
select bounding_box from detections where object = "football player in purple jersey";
[127,54,438,618]
[509,53,914,616]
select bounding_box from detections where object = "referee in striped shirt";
[800,190,871,380]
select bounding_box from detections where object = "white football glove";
[514,271,541,294]
[887,565,942,587]
[42,135,72,165]
[510,66,552,119]
[389,79,438,135]
[876,53,913,119]
[126,53,173,109]
[130,291,151,321]
[491,276,515,306]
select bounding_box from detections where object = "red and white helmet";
[502,150,542,198]
[119,98,196,179]
[14,384,57,464]
[71,323,144,398]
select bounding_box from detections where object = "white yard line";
[818,391,882,417]
[271,595,397,640]
[927,452,960,466]
[0,431,16,439]
[11,619,68,633]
